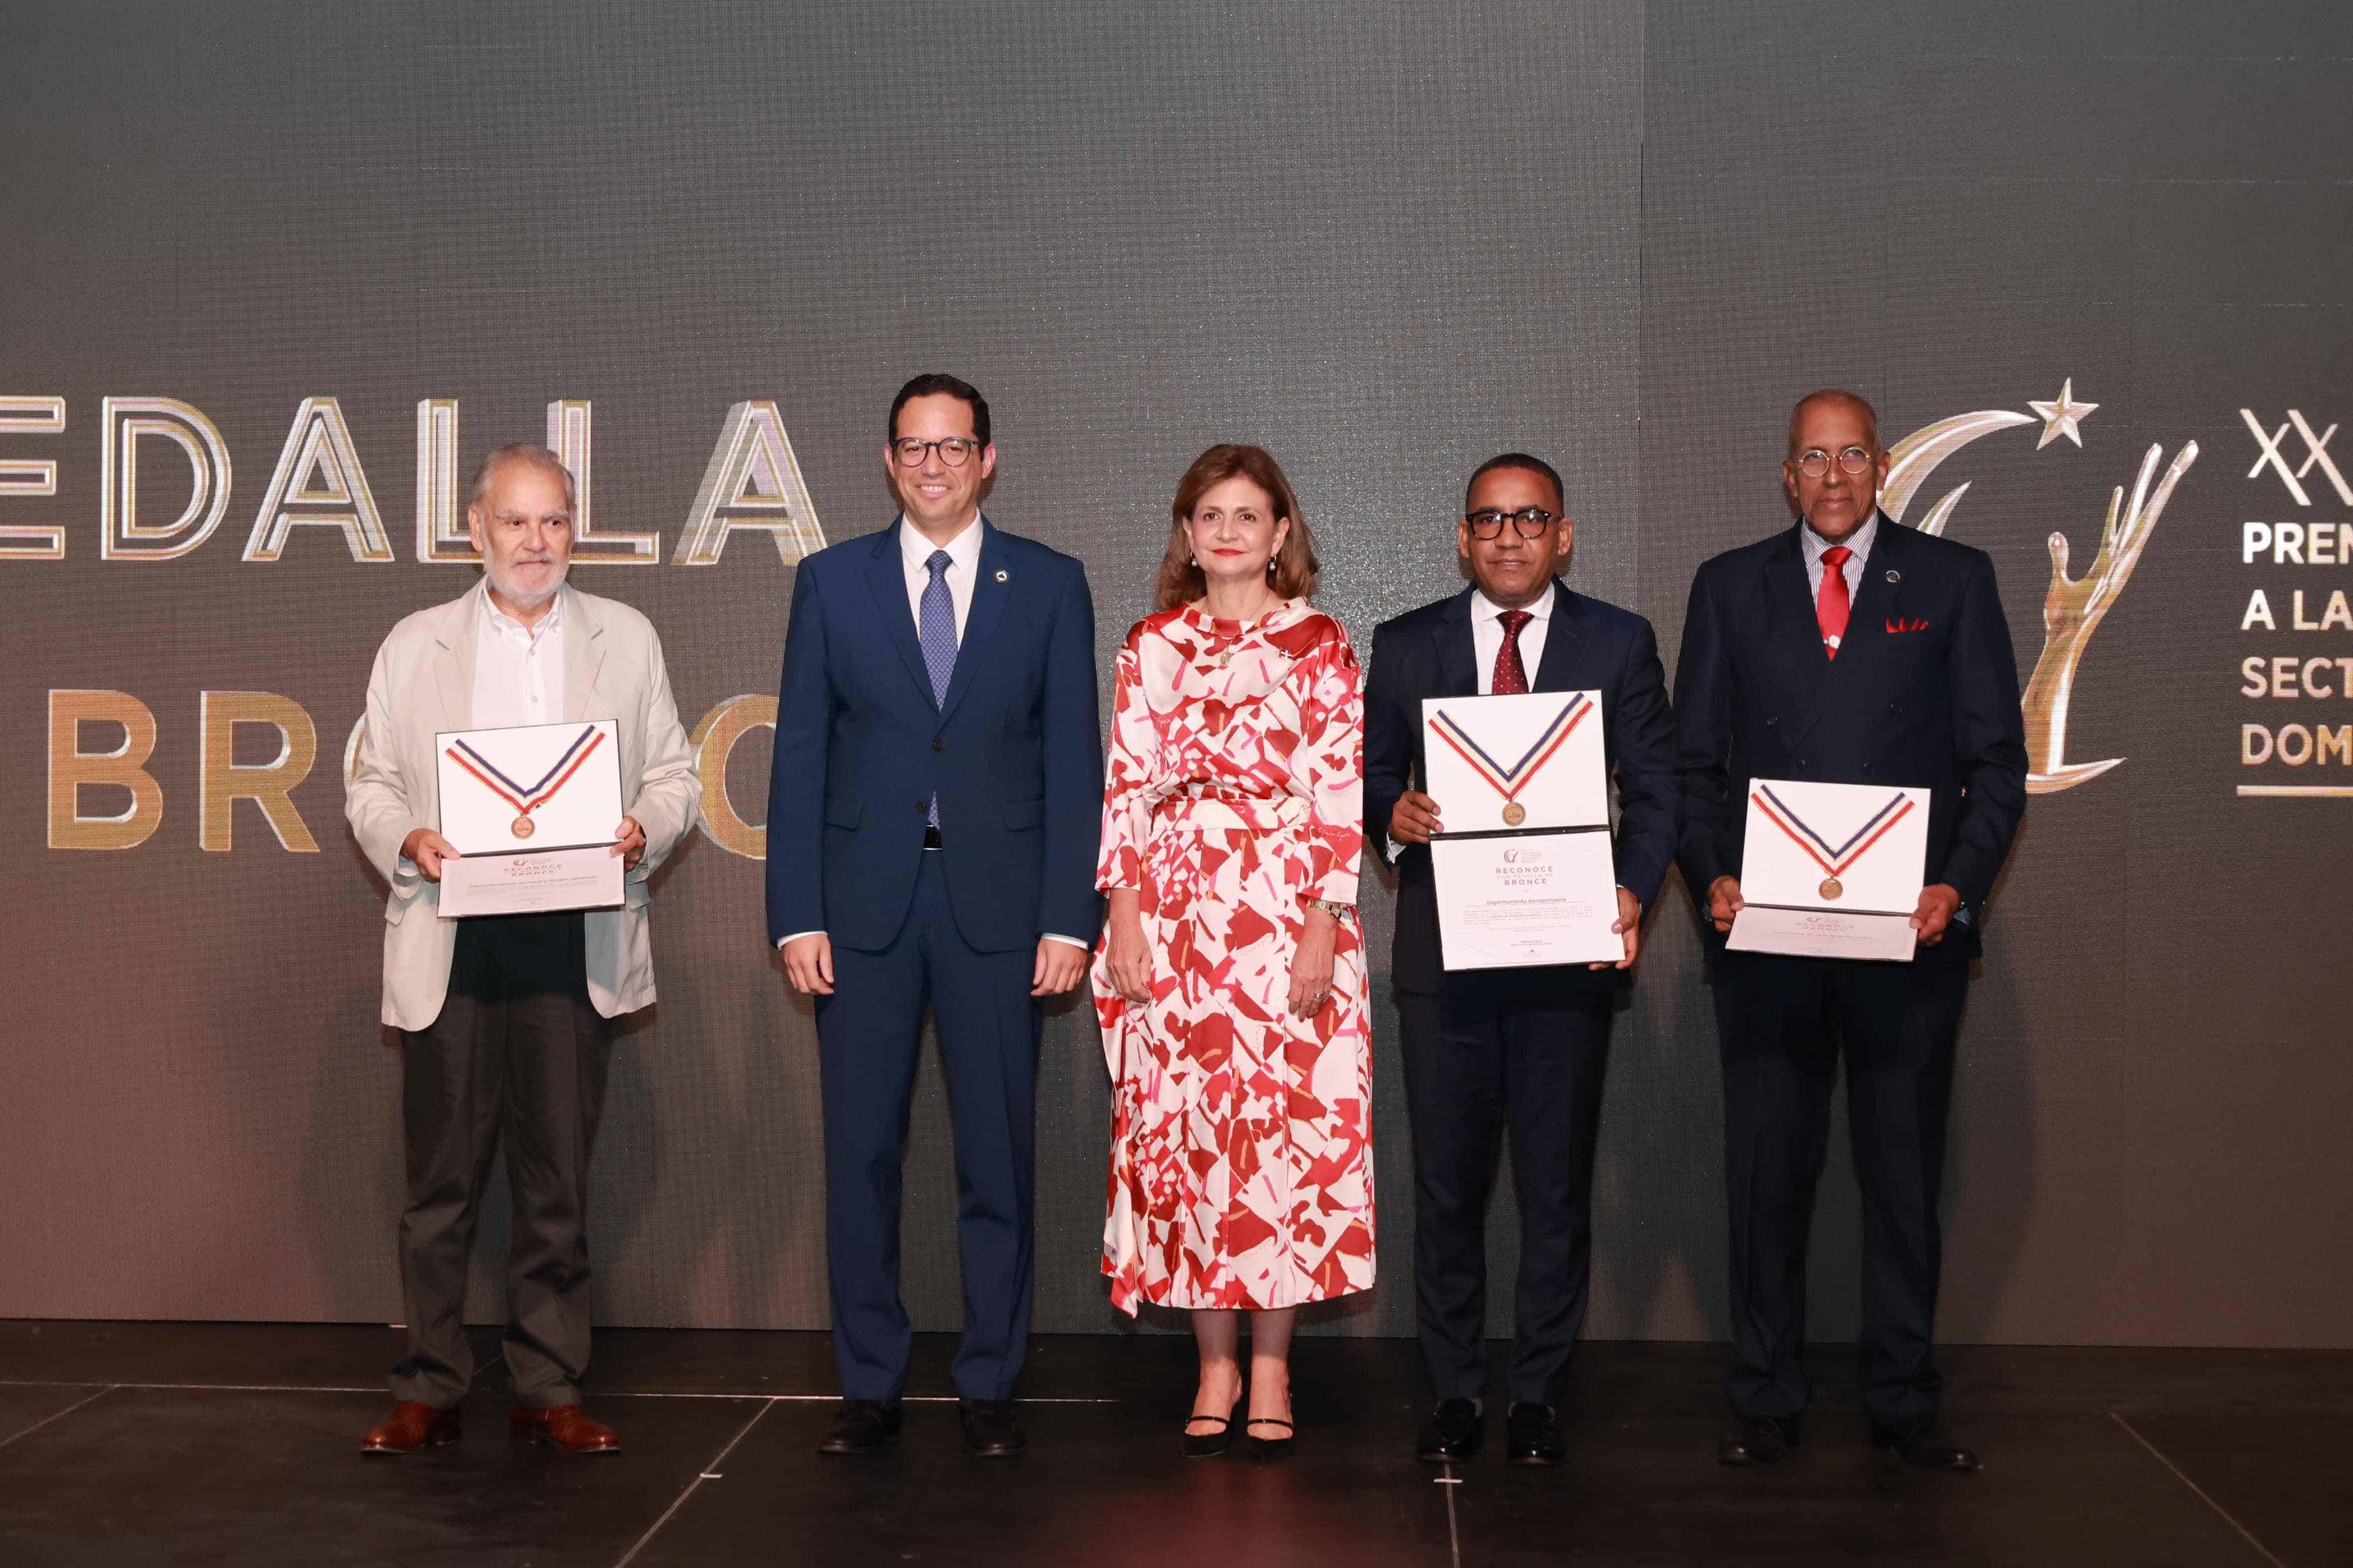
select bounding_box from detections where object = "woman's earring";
[1266,558,1277,578]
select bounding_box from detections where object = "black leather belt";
[923,826,942,850]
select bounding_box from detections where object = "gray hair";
[466,442,578,515]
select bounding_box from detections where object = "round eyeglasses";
[1793,446,1874,478]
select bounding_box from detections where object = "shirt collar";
[477,578,564,641]
[1802,510,1880,565]
[1469,581,1556,625]
[899,512,984,576]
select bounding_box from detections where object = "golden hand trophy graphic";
[1880,383,2197,794]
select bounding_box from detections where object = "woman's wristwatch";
[1305,897,1351,920]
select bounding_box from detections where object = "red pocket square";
[1886,616,1929,634]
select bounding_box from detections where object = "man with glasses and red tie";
[767,374,1102,1459]
[1673,389,2027,1472]
[1363,453,1677,1467]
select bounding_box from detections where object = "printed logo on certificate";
[1422,690,1618,969]
[1727,778,1930,962]
[433,719,626,918]
[1421,690,1606,832]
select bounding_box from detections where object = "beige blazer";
[346,584,702,1030]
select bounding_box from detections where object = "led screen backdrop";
[2,1,2346,1348]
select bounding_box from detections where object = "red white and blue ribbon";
[1428,693,1592,811]
[443,724,606,820]
[1751,783,1915,879]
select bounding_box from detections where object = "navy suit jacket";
[1364,581,1680,996]
[765,517,1104,954]
[1672,515,2028,961]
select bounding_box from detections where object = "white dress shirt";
[1469,583,1555,693]
[780,513,1084,953]
[1800,509,1879,604]
[900,510,983,639]
[471,581,566,730]
[395,581,567,874]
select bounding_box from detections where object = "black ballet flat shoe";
[1243,1416,1295,1463]
[1182,1398,1243,1459]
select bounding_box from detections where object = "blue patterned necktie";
[919,548,955,827]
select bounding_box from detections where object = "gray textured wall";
[1,1,2346,1349]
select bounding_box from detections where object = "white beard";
[486,558,568,610]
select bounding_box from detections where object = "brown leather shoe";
[362,1401,461,1454]
[510,1403,620,1455]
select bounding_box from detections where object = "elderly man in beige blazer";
[346,442,699,1457]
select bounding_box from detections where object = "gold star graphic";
[2028,379,2097,450]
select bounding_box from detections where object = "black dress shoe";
[1417,1398,1483,1463]
[818,1399,902,1455]
[960,1398,1027,1457]
[1506,1402,1566,1466]
[1872,1417,1980,1472]
[1182,1397,1243,1459]
[1717,1413,1800,1466]
[1242,1416,1294,1463]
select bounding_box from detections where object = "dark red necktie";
[1816,545,1853,659]
[1492,609,1532,694]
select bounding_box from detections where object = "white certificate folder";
[433,719,625,918]
[1423,690,1621,969]
[1725,778,1930,962]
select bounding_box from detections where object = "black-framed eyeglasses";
[1466,507,1558,539]
[891,436,982,468]
[1793,446,1874,478]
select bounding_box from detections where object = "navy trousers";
[1714,950,1967,1427]
[816,854,1041,1403]
[1397,983,1613,1408]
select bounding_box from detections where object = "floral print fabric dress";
[1094,599,1376,1314]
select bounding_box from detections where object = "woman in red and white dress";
[1095,443,1375,1462]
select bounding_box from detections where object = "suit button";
[933,737,947,752]
[1765,715,1779,727]
[1861,763,1873,775]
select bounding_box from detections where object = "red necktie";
[1492,609,1532,694]
[1816,545,1853,659]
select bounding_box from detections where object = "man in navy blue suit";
[1364,453,1678,1468]
[767,373,1102,1458]
[1674,390,2027,1473]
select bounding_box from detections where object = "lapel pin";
[1885,568,1901,584]
[994,569,1009,583]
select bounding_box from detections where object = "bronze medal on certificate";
[443,725,607,844]
[1427,693,1593,829]
[1751,784,1915,900]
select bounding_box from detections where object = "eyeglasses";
[891,437,982,468]
[1792,446,1874,478]
[1466,507,1559,539]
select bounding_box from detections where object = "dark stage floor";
[0,1323,2344,1567]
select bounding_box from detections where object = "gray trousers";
[391,912,614,1409]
